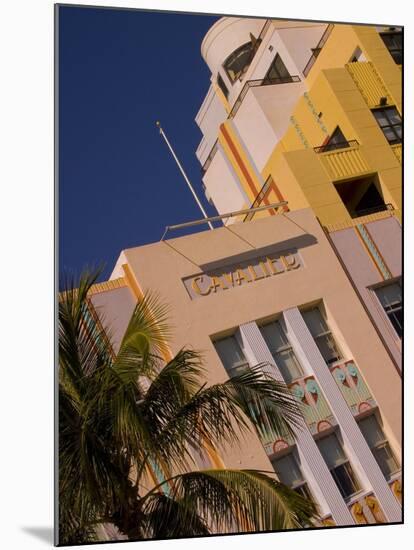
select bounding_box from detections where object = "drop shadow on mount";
[21,526,54,545]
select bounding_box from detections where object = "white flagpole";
[156,121,214,230]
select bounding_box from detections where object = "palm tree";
[58,271,318,545]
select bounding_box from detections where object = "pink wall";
[329,217,401,370]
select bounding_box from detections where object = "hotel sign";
[183,250,302,300]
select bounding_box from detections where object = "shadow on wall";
[199,233,318,272]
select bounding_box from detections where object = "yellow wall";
[259,24,401,226]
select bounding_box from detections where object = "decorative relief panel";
[288,375,336,435]
[330,361,376,415]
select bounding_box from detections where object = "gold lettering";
[259,261,271,277]
[223,272,234,287]
[209,276,228,293]
[281,254,299,270]
[248,264,265,281]
[234,268,251,286]
[191,276,211,296]
[266,256,283,275]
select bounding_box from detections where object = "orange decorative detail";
[391,479,402,503]
[322,517,335,527]
[358,402,372,414]
[273,439,289,454]
[317,420,332,433]
[351,501,368,524]
[365,495,386,524]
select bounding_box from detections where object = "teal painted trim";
[356,224,392,280]
[303,92,329,134]
[289,115,310,148]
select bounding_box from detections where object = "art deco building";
[72,18,402,530]
[195,18,402,371]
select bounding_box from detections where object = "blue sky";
[58,6,220,282]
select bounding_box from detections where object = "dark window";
[358,414,399,479]
[372,107,402,144]
[380,31,402,64]
[375,281,402,337]
[302,307,342,365]
[272,452,313,500]
[322,127,350,152]
[224,42,256,83]
[217,74,229,100]
[317,433,360,499]
[261,320,303,383]
[214,335,249,377]
[263,53,292,84]
[334,175,388,218]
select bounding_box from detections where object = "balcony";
[288,375,336,435]
[315,141,371,181]
[345,62,393,109]
[228,75,301,119]
[302,24,334,77]
[330,361,376,416]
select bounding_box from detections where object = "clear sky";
[58,6,220,282]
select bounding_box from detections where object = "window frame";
[223,42,255,84]
[357,412,400,480]
[373,279,402,338]
[302,306,343,366]
[263,53,293,85]
[380,31,402,65]
[213,334,250,378]
[316,431,361,500]
[260,319,304,384]
[372,106,402,145]
[271,450,313,500]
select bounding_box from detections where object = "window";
[217,74,229,100]
[263,53,292,84]
[224,42,256,83]
[375,282,402,337]
[302,308,342,365]
[358,414,399,479]
[321,126,349,152]
[334,175,388,218]
[261,320,303,383]
[317,433,360,499]
[214,335,249,377]
[272,452,313,500]
[380,31,402,64]
[372,107,402,145]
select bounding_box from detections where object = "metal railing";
[351,203,394,219]
[303,23,334,77]
[160,200,288,240]
[314,139,359,153]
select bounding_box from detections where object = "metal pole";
[156,121,214,230]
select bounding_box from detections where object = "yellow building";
[196,18,402,370]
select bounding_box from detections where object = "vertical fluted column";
[239,321,355,525]
[283,307,401,522]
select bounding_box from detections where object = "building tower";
[68,17,402,531]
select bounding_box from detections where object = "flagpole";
[156,121,214,230]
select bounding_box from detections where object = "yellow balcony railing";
[346,61,393,108]
[318,144,371,181]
